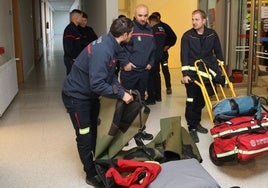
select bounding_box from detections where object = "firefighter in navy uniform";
[62,17,134,187]
[78,12,98,49]
[120,5,156,102]
[146,14,167,104]
[152,12,177,95]
[119,4,155,140]
[63,9,83,75]
[181,9,224,143]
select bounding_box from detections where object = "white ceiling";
[47,0,76,11]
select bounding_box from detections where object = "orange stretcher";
[193,59,236,124]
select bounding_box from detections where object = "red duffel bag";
[209,113,268,166]
[210,112,268,139]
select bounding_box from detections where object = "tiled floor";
[0,36,268,188]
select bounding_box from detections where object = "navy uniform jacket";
[181,26,224,77]
[120,20,156,70]
[152,23,167,63]
[62,33,125,100]
[63,22,83,60]
[161,21,177,47]
[161,21,177,61]
[78,25,98,49]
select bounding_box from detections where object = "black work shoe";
[189,129,199,143]
[156,98,162,102]
[145,99,156,105]
[166,88,172,95]
[86,175,104,188]
[141,130,154,140]
[196,124,208,134]
[135,130,154,141]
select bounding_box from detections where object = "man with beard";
[181,9,224,143]
[120,4,156,140]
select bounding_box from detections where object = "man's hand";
[145,64,152,70]
[124,62,136,71]
[122,92,133,104]
[214,74,225,86]
[163,45,170,51]
[182,76,191,84]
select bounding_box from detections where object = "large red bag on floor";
[209,113,268,165]
[210,112,268,138]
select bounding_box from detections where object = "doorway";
[199,0,268,97]
[233,0,268,96]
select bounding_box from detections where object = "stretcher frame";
[193,59,237,124]
[193,60,268,166]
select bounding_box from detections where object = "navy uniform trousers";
[185,82,205,130]
[62,92,100,177]
[120,69,150,101]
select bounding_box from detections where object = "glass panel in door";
[252,0,268,97]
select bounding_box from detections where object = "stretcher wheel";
[209,142,223,166]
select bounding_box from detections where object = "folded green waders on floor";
[116,116,202,163]
[95,92,202,163]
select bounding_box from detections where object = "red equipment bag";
[210,113,268,138]
[209,113,268,166]
[95,159,161,188]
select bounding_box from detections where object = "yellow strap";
[79,127,90,135]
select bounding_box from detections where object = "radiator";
[0,58,18,117]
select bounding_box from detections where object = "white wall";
[48,0,119,40]
[70,0,80,10]
[19,0,35,78]
[0,1,18,117]
[81,0,107,36]
[81,0,118,36]
[0,1,14,65]
[53,11,69,36]
[106,0,118,32]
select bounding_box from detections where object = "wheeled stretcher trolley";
[193,60,268,166]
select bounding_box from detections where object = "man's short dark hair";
[149,14,159,23]
[110,17,133,37]
[192,9,207,19]
[82,12,88,19]
[152,12,161,19]
[118,14,126,19]
[70,9,82,16]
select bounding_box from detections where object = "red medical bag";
[209,113,268,165]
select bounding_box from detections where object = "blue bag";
[212,95,262,124]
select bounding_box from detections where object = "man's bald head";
[134,4,149,25]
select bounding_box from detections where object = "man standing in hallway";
[63,9,83,75]
[62,17,134,187]
[78,12,98,49]
[180,9,224,143]
[120,4,155,102]
[120,4,155,140]
[146,14,167,104]
[152,11,177,95]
